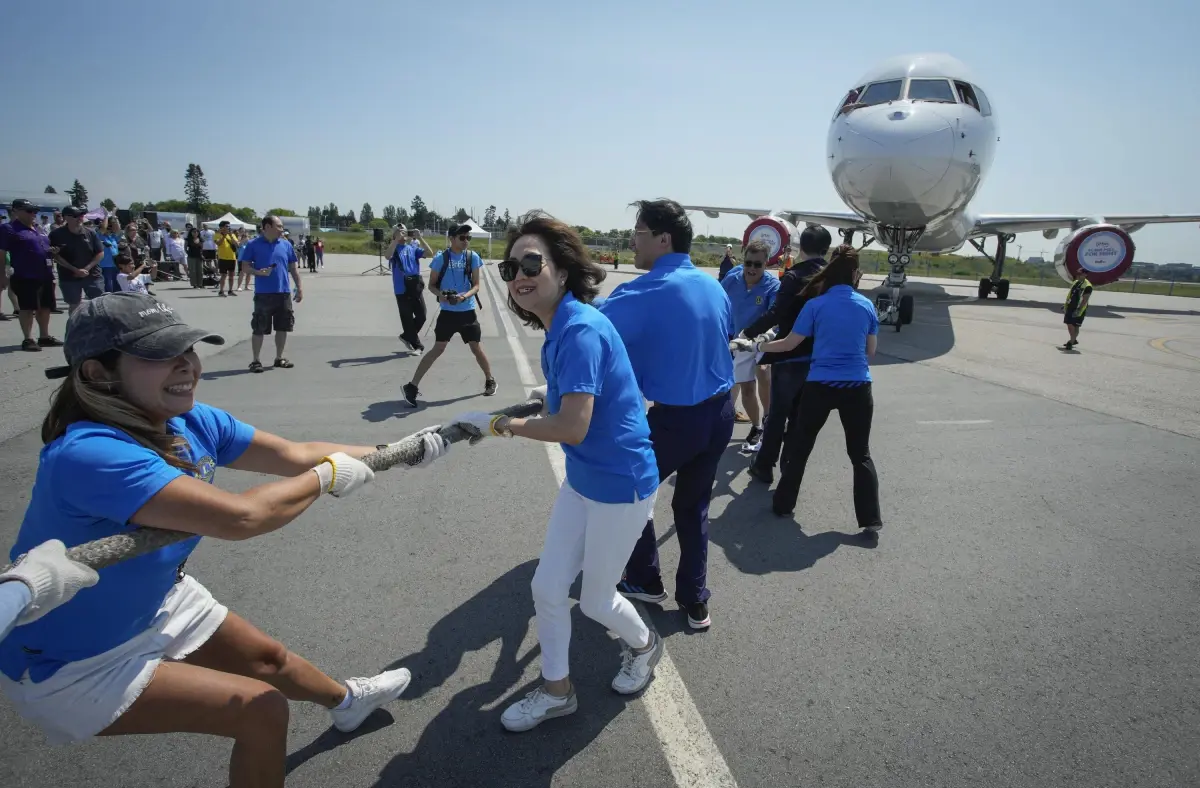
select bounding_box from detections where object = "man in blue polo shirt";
[723,239,779,452]
[0,199,63,352]
[402,223,496,407]
[387,225,435,352]
[237,215,303,373]
[596,199,735,631]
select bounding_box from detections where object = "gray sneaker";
[500,686,578,732]
[611,631,663,695]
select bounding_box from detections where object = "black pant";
[773,382,882,528]
[751,360,809,476]
[395,288,427,343]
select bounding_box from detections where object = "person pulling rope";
[0,291,529,787]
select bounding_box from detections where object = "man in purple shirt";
[0,199,62,351]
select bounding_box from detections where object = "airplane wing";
[973,214,1200,236]
[680,205,870,231]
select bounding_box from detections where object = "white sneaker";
[500,686,578,732]
[611,631,663,695]
[330,668,412,732]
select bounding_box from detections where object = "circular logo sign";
[1075,230,1127,274]
[747,225,782,259]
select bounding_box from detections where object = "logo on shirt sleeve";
[190,455,217,482]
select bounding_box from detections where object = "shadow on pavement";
[330,351,416,369]
[361,394,479,422]
[370,560,636,787]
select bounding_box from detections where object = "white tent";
[458,218,492,256]
[201,212,256,231]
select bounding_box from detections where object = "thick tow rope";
[1,399,542,574]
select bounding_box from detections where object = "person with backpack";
[401,224,497,407]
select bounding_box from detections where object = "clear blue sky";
[3,0,1197,264]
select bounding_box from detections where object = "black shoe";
[747,463,773,485]
[402,382,419,407]
[616,578,667,604]
[686,603,711,631]
[484,378,497,396]
[399,334,416,351]
[21,338,40,352]
[37,336,64,347]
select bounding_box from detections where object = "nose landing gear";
[863,226,923,332]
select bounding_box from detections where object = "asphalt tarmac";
[0,255,1196,787]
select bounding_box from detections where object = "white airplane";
[684,53,1200,330]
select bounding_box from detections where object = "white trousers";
[532,480,658,682]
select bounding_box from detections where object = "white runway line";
[916,419,994,425]
[480,266,739,788]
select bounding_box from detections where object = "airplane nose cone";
[829,103,956,207]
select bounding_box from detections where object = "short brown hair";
[502,211,608,331]
[743,239,770,259]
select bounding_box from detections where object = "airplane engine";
[1052,223,1135,286]
[742,215,800,267]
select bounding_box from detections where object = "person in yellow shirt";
[214,221,240,297]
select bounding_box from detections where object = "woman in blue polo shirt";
[452,213,662,733]
[0,292,449,785]
[98,217,122,293]
[755,245,883,534]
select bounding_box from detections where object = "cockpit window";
[907,78,957,103]
[954,81,981,113]
[834,86,864,118]
[858,80,904,106]
[974,85,993,116]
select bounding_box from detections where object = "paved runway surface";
[0,255,1196,787]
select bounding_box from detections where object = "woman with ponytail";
[753,245,883,534]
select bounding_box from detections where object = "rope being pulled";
[1,399,543,574]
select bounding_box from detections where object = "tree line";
[305,198,515,234]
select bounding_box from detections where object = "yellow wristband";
[489,415,511,437]
[319,455,338,493]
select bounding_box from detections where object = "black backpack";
[432,248,484,311]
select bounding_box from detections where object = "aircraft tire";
[977,278,991,299]
[995,279,1010,300]
[899,295,915,325]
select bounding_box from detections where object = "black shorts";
[149,247,163,262]
[434,309,482,344]
[1064,314,1085,326]
[201,249,217,261]
[251,292,295,335]
[217,259,237,274]
[9,276,56,311]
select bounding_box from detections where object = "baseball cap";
[447,223,471,237]
[62,205,86,219]
[10,198,37,212]
[44,293,224,379]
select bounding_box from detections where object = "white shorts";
[0,575,228,745]
[732,349,764,384]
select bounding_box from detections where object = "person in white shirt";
[200,226,217,272]
[165,230,186,276]
[147,226,163,268]
[115,255,150,295]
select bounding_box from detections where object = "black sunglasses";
[499,252,546,282]
[455,234,471,242]
[744,261,764,269]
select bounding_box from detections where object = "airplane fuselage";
[826,53,998,253]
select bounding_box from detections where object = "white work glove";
[452,410,504,444]
[0,539,99,625]
[312,452,375,498]
[391,425,449,469]
[529,385,548,415]
[728,337,755,353]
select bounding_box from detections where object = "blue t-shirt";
[238,236,296,294]
[541,294,658,504]
[391,242,426,295]
[0,404,255,683]
[595,253,734,406]
[99,233,120,268]
[722,267,779,338]
[792,285,879,383]
[430,250,481,311]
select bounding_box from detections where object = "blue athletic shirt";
[99,232,120,269]
[391,242,426,295]
[595,253,734,406]
[792,284,879,383]
[721,266,779,338]
[238,236,297,294]
[430,249,481,311]
[542,293,659,504]
[0,403,255,683]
